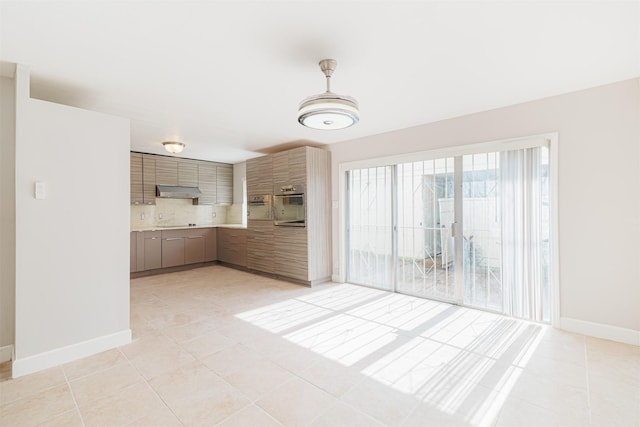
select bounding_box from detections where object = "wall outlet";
[212,212,216,218]
[140,213,145,220]
[159,213,163,219]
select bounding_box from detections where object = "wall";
[13,65,131,376]
[226,161,247,225]
[130,199,228,229]
[0,74,16,361]
[329,78,640,341]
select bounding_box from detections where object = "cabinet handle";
[186,236,203,239]
[164,238,183,241]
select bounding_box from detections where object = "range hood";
[156,185,202,199]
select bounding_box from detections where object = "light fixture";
[162,141,185,154]
[298,59,359,130]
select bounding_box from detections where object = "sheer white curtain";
[500,147,545,321]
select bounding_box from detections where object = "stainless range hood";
[156,185,202,199]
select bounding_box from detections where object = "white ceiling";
[1,1,638,163]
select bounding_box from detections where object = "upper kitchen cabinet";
[178,159,198,187]
[131,153,232,206]
[130,152,144,205]
[246,155,272,196]
[273,147,307,188]
[140,154,156,205]
[198,161,217,205]
[216,163,233,205]
[155,157,178,186]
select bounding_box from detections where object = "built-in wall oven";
[273,184,305,227]
[247,195,272,220]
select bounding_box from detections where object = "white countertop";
[131,223,246,232]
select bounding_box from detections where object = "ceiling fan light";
[162,141,185,154]
[298,59,359,130]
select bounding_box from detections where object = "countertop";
[131,223,246,232]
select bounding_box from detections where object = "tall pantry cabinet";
[246,146,331,285]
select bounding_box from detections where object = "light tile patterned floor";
[0,265,638,426]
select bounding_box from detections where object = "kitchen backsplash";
[130,199,229,229]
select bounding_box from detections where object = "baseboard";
[559,317,640,346]
[11,329,132,378]
[0,344,14,363]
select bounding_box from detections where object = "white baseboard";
[11,329,131,378]
[559,317,640,346]
[0,344,14,363]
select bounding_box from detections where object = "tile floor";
[0,265,638,426]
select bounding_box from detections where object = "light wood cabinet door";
[217,228,247,266]
[204,228,217,262]
[198,162,217,205]
[288,147,307,183]
[178,159,199,187]
[247,221,274,273]
[156,157,178,186]
[247,155,273,196]
[272,152,288,189]
[216,163,233,205]
[274,226,308,281]
[130,153,144,205]
[142,154,156,204]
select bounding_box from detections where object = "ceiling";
[1,1,638,164]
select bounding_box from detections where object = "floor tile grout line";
[116,347,186,427]
[62,368,87,427]
[583,334,593,425]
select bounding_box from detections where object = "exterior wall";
[330,78,640,338]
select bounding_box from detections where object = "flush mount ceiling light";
[298,59,359,130]
[162,141,185,154]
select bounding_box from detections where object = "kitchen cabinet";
[217,228,247,267]
[204,228,217,262]
[184,236,205,264]
[247,220,274,273]
[216,163,233,205]
[245,146,331,285]
[155,157,178,186]
[274,226,308,281]
[178,159,199,187]
[143,231,162,270]
[142,154,156,204]
[198,162,217,205]
[130,153,144,205]
[272,147,306,189]
[161,230,185,268]
[131,152,232,206]
[246,155,272,196]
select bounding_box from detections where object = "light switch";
[34,181,46,200]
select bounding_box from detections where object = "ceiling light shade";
[298,59,359,130]
[162,141,185,154]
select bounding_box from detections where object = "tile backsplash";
[131,199,230,229]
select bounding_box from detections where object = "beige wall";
[13,65,131,376]
[329,78,640,334]
[0,75,16,358]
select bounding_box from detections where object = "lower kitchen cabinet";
[204,228,217,262]
[162,235,185,268]
[184,230,206,264]
[274,226,308,281]
[143,231,162,270]
[247,221,274,273]
[217,228,247,267]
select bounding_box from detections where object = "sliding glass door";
[345,141,552,322]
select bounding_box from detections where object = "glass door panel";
[461,152,503,312]
[396,158,457,302]
[346,167,393,290]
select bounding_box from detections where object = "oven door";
[273,194,305,226]
[247,195,272,220]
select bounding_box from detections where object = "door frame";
[337,133,560,326]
